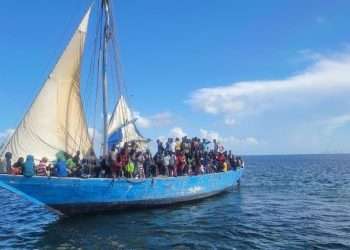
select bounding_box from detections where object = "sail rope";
[108,0,133,145]
[81,3,105,154]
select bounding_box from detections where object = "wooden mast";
[101,0,111,156]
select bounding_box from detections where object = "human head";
[26,155,34,163]
[5,152,12,160]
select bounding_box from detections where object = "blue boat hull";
[0,170,242,215]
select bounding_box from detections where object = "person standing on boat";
[213,139,219,154]
[109,145,117,163]
[163,152,170,177]
[175,138,181,153]
[100,156,110,178]
[156,139,165,155]
[170,138,176,154]
[168,152,176,177]
[136,151,145,178]
[143,149,152,178]
[154,152,163,176]
[183,138,191,162]
[185,154,193,175]
[165,138,171,154]
[5,152,12,174]
[176,152,186,176]
[111,154,123,178]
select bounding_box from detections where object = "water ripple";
[0,154,349,249]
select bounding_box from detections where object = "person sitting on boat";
[125,159,135,178]
[66,157,76,177]
[11,157,24,175]
[82,149,96,177]
[73,151,81,166]
[36,157,50,176]
[23,155,35,177]
[54,156,68,177]
[5,152,12,174]
[0,157,6,174]
[223,160,228,172]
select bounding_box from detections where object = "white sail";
[0,8,92,161]
[108,96,148,149]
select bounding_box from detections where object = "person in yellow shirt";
[175,138,181,153]
[223,161,228,172]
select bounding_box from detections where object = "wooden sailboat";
[0,1,243,216]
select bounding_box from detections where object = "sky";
[1,0,350,155]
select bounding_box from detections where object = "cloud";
[134,112,173,129]
[188,51,350,124]
[199,128,258,148]
[321,114,350,135]
[170,127,187,138]
[199,128,220,141]
[224,117,236,126]
[134,112,151,128]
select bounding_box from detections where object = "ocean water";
[0,154,349,249]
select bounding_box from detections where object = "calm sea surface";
[0,154,349,249]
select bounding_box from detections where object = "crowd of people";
[0,136,244,179]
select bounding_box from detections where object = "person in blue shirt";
[54,156,68,177]
[23,155,35,177]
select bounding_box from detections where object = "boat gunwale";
[0,169,242,183]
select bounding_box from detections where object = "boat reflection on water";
[35,188,242,250]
